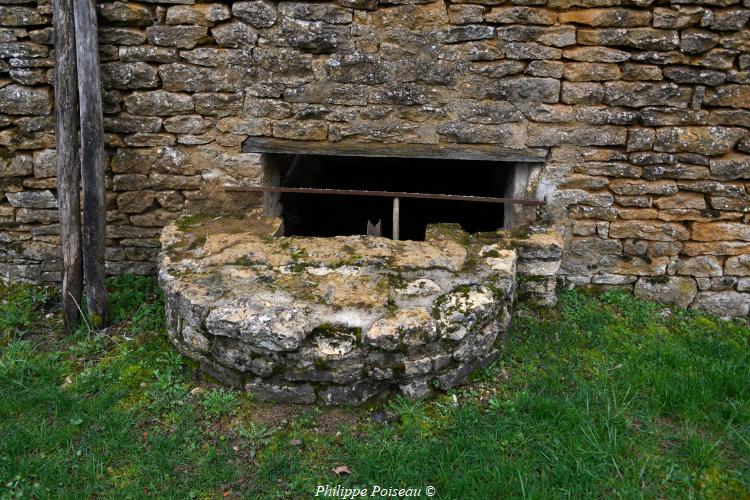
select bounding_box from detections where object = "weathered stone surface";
[448,4,484,25]
[563,62,621,81]
[117,191,156,213]
[677,255,723,277]
[159,64,243,92]
[663,66,725,86]
[559,8,651,27]
[163,115,207,134]
[634,276,697,308]
[486,7,557,25]
[621,63,663,81]
[525,60,564,78]
[577,28,679,51]
[99,2,153,27]
[436,25,494,44]
[527,123,626,146]
[0,84,49,115]
[146,25,209,49]
[692,222,750,241]
[599,255,670,276]
[561,82,605,104]
[501,42,562,60]
[211,20,258,48]
[609,179,677,195]
[232,1,277,27]
[653,7,704,29]
[101,62,159,90]
[166,4,230,26]
[725,254,750,276]
[692,291,750,318]
[193,92,243,116]
[468,76,561,103]
[16,208,58,224]
[104,113,163,134]
[246,378,316,404]
[680,28,719,54]
[32,149,55,178]
[609,220,690,240]
[654,192,706,209]
[280,17,350,53]
[119,45,178,63]
[641,108,708,127]
[124,90,194,115]
[711,8,750,30]
[654,127,745,155]
[708,109,750,127]
[683,241,750,256]
[604,82,691,108]
[0,6,46,26]
[494,25,575,47]
[704,85,750,108]
[6,189,56,209]
[279,2,351,24]
[366,308,436,350]
[563,46,630,62]
[709,153,750,180]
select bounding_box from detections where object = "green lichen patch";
[175,212,215,232]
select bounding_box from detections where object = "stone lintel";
[243,137,549,163]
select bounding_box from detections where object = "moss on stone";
[187,235,207,250]
[176,212,214,232]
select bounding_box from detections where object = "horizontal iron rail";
[225,186,546,206]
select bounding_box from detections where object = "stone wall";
[0,0,749,318]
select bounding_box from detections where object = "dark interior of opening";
[276,155,512,241]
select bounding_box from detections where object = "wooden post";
[392,197,400,241]
[52,0,82,330]
[74,0,107,326]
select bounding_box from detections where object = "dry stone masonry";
[160,213,534,403]
[0,0,748,320]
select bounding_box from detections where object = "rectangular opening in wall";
[263,154,538,241]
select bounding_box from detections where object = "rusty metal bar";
[225,186,546,206]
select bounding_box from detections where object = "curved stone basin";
[159,211,518,405]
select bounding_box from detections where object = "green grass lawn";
[1,276,748,499]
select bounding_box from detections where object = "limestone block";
[634,276,697,308]
[230,1,276,28]
[654,127,745,155]
[692,291,750,318]
[692,222,750,241]
[101,62,159,90]
[434,285,500,341]
[0,84,50,115]
[365,308,436,351]
[609,220,689,241]
[676,255,723,277]
[725,254,750,276]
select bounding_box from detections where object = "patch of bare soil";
[313,408,360,435]
[243,402,305,427]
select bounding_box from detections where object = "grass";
[0,277,748,498]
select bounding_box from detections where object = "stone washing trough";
[159,211,560,405]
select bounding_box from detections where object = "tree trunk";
[73,0,107,326]
[52,0,82,330]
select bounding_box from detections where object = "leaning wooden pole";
[52,0,82,330]
[73,0,107,326]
